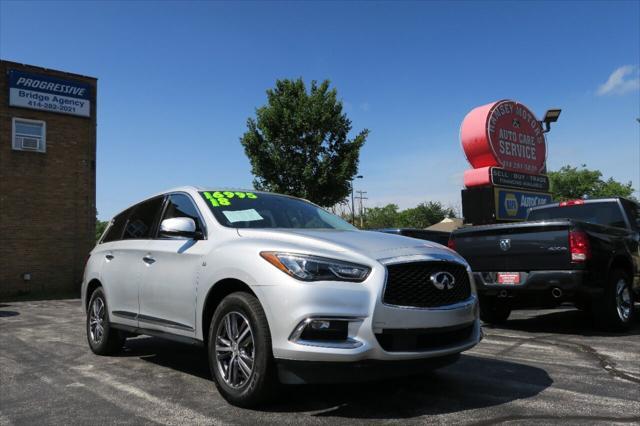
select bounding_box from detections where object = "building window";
[12,118,46,153]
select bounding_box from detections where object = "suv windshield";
[527,201,627,229]
[199,191,356,230]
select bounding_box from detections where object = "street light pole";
[351,175,363,225]
[540,109,562,133]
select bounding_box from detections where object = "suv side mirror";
[159,217,202,240]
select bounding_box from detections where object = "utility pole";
[355,190,368,228]
[351,175,363,225]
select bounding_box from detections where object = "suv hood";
[236,228,450,260]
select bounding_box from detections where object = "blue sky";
[1,0,639,220]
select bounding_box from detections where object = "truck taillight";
[447,236,456,251]
[569,230,590,263]
[560,199,585,207]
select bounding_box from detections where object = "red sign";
[497,272,520,285]
[460,100,546,174]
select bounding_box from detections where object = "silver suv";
[82,186,481,407]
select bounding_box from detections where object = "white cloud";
[597,65,640,96]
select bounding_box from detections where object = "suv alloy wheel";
[208,292,277,407]
[86,287,125,355]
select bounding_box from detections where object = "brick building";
[0,60,97,299]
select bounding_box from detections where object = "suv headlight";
[260,252,370,282]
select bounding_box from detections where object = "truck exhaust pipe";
[551,287,563,299]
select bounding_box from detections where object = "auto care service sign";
[460,100,546,174]
[8,69,91,118]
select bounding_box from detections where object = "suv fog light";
[300,320,348,341]
[310,320,330,330]
[289,317,363,349]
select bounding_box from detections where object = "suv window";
[199,191,355,230]
[528,201,628,229]
[102,210,130,243]
[122,197,165,240]
[160,193,205,236]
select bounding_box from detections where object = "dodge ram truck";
[449,197,639,329]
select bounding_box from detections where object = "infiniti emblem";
[499,238,511,251]
[430,271,455,290]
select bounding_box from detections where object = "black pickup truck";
[449,198,639,329]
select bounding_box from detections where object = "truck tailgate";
[454,221,573,272]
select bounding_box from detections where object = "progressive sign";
[8,70,91,118]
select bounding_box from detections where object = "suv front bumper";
[254,260,481,364]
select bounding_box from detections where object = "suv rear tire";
[595,269,635,330]
[86,287,125,355]
[479,296,512,324]
[208,292,277,407]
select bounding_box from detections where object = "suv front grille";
[383,261,471,308]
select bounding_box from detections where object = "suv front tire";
[208,292,277,407]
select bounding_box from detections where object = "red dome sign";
[460,100,546,174]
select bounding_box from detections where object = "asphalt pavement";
[0,299,639,425]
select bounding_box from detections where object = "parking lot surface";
[0,299,639,425]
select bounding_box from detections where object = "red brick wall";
[0,60,96,299]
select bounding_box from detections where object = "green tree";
[548,165,635,201]
[96,218,109,242]
[363,204,400,229]
[361,202,456,229]
[397,202,456,228]
[240,79,368,207]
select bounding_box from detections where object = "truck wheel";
[86,287,125,355]
[208,292,278,407]
[596,269,635,330]
[479,297,511,324]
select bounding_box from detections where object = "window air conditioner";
[19,137,40,150]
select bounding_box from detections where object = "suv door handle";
[105,254,114,260]
[142,255,156,265]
